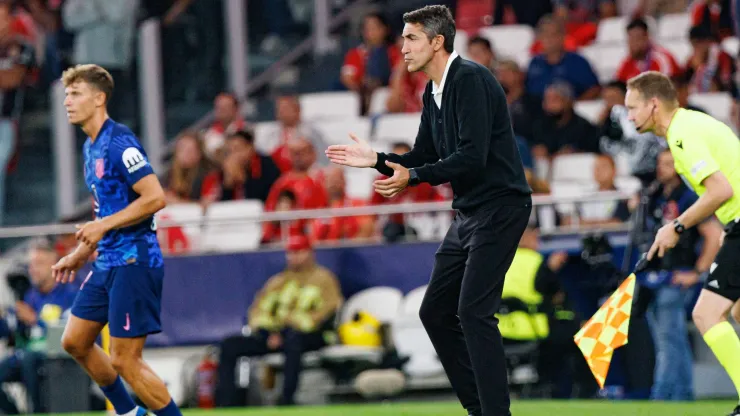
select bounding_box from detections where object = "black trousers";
[419,202,531,416]
[215,328,326,406]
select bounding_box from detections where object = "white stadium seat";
[156,203,204,254]
[722,37,740,59]
[253,121,280,155]
[202,200,264,252]
[689,92,734,125]
[392,285,444,378]
[550,181,592,217]
[574,99,605,125]
[550,153,597,184]
[478,25,534,63]
[454,30,469,60]
[299,91,361,121]
[596,16,629,44]
[580,43,627,83]
[658,13,691,41]
[615,176,643,196]
[313,118,372,146]
[662,39,692,66]
[374,112,422,145]
[368,87,390,116]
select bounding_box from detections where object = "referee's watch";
[673,219,686,234]
[408,168,421,187]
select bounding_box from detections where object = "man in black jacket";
[326,6,531,416]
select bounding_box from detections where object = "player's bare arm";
[76,174,166,248]
[649,171,733,259]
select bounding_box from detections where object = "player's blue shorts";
[71,265,164,338]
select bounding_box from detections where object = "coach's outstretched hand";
[325,134,377,168]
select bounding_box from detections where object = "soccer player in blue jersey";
[50,64,181,416]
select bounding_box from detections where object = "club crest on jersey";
[95,159,105,178]
[122,147,147,174]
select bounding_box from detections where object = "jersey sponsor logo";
[122,147,147,174]
[708,279,720,289]
[675,139,683,149]
[95,158,105,178]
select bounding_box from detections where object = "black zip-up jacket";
[374,56,532,212]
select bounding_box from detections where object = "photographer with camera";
[635,149,723,401]
[0,238,77,414]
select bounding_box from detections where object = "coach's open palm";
[325,134,377,168]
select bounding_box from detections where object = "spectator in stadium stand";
[615,18,680,83]
[630,0,690,17]
[530,82,601,162]
[386,35,428,114]
[215,234,343,407]
[202,92,249,162]
[496,59,542,143]
[62,0,138,126]
[266,94,330,173]
[526,15,601,101]
[311,166,375,242]
[216,130,280,203]
[689,0,735,41]
[370,142,446,243]
[0,239,77,414]
[24,0,64,83]
[673,73,707,113]
[563,153,631,227]
[529,0,615,54]
[684,25,738,96]
[488,0,554,27]
[261,189,305,245]
[0,1,34,226]
[466,36,496,73]
[162,131,219,204]
[340,12,401,114]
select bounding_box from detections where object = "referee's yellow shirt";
[666,108,740,225]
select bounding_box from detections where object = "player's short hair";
[626,71,678,108]
[62,64,114,103]
[228,130,254,145]
[403,5,456,53]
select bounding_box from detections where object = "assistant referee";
[626,71,740,416]
[326,5,531,416]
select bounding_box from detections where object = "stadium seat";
[313,118,372,146]
[202,200,264,252]
[658,13,691,41]
[615,175,642,195]
[596,16,629,44]
[156,203,204,254]
[550,153,597,184]
[401,285,427,315]
[253,121,280,155]
[321,287,404,363]
[454,30,469,60]
[392,285,445,378]
[574,99,604,125]
[344,166,379,200]
[299,91,361,121]
[374,112,422,145]
[582,43,627,83]
[689,92,734,125]
[550,181,592,218]
[478,25,534,63]
[722,36,740,58]
[368,87,390,116]
[662,39,692,66]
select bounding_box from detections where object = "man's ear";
[434,35,444,52]
[95,91,107,108]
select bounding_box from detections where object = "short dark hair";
[626,18,649,32]
[468,36,491,50]
[277,190,297,203]
[605,80,627,94]
[403,5,456,54]
[689,25,715,41]
[228,130,254,145]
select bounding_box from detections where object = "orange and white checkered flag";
[573,274,636,388]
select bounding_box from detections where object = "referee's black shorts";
[704,220,740,302]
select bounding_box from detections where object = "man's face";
[690,38,712,57]
[28,248,56,289]
[225,137,253,166]
[287,138,315,172]
[325,167,346,197]
[64,81,104,126]
[175,135,202,169]
[539,22,564,55]
[468,42,493,67]
[594,155,616,188]
[543,87,568,116]
[401,23,437,73]
[214,95,238,125]
[602,86,626,110]
[627,28,650,58]
[495,65,521,91]
[275,195,295,212]
[656,151,677,184]
[276,97,300,126]
[286,249,312,270]
[625,89,656,133]
[363,16,387,46]
[0,4,10,41]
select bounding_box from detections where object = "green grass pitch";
[43,400,738,416]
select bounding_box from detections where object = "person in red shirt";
[202,92,249,162]
[268,95,329,172]
[261,190,307,244]
[684,25,738,95]
[341,12,402,114]
[312,166,375,242]
[615,18,680,83]
[369,142,446,242]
